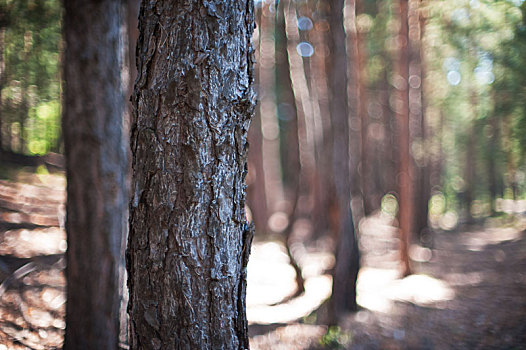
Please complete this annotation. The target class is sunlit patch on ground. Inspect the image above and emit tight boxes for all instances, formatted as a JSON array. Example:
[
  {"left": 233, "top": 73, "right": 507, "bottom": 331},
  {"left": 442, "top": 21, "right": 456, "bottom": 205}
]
[
  {"left": 357, "top": 269, "right": 455, "bottom": 313},
  {"left": 250, "top": 324, "right": 326, "bottom": 350},
  {"left": 246, "top": 241, "right": 333, "bottom": 324}
]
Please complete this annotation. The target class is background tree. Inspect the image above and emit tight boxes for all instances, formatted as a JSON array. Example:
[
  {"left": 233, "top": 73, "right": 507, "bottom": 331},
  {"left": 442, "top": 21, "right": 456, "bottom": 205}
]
[
  {"left": 395, "top": 0, "right": 413, "bottom": 276},
  {"left": 62, "top": 1, "right": 128, "bottom": 349},
  {"left": 126, "top": 1, "right": 256, "bottom": 348},
  {"left": 327, "top": 0, "right": 360, "bottom": 321}
]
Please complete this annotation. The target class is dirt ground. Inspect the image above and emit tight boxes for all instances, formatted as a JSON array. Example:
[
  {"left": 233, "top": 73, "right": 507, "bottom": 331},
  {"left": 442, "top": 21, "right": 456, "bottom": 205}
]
[{"left": 0, "top": 166, "right": 525, "bottom": 349}]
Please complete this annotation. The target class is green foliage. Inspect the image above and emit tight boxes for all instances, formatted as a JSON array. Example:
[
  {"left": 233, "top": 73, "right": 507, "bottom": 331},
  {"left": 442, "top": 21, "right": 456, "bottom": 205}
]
[
  {"left": 1, "top": 0, "right": 62, "bottom": 154},
  {"left": 424, "top": 0, "right": 526, "bottom": 212},
  {"left": 319, "top": 326, "right": 351, "bottom": 349}
]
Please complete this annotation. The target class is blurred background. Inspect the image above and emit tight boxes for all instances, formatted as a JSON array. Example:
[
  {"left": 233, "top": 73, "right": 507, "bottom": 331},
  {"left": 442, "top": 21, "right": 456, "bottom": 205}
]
[{"left": 0, "top": 0, "right": 525, "bottom": 349}]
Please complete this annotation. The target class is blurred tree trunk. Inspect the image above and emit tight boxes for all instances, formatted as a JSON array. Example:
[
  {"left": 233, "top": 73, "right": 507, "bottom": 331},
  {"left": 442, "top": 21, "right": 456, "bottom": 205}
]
[
  {"left": 502, "top": 113, "right": 518, "bottom": 200},
  {"left": 464, "top": 90, "right": 477, "bottom": 223},
  {"left": 127, "top": 1, "right": 255, "bottom": 348},
  {"left": 0, "top": 27, "right": 5, "bottom": 150},
  {"left": 283, "top": 0, "right": 317, "bottom": 222},
  {"left": 355, "top": 0, "right": 374, "bottom": 216},
  {"left": 396, "top": 0, "right": 412, "bottom": 276},
  {"left": 259, "top": 2, "right": 284, "bottom": 232},
  {"left": 247, "top": 8, "right": 268, "bottom": 234},
  {"left": 464, "top": 124, "right": 475, "bottom": 221},
  {"left": 276, "top": 2, "right": 299, "bottom": 200},
  {"left": 308, "top": 4, "right": 333, "bottom": 237},
  {"left": 62, "top": 1, "right": 128, "bottom": 349},
  {"left": 328, "top": 0, "right": 360, "bottom": 322},
  {"left": 410, "top": 0, "right": 429, "bottom": 241},
  {"left": 344, "top": 0, "right": 366, "bottom": 225},
  {"left": 382, "top": 67, "right": 398, "bottom": 195},
  {"left": 275, "top": 0, "right": 304, "bottom": 297},
  {"left": 487, "top": 112, "right": 499, "bottom": 215}
]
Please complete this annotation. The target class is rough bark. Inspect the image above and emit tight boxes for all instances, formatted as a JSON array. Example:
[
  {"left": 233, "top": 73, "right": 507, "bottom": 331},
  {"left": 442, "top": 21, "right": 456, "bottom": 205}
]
[
  {"left": 62, "top": 1, "right": 128, "bottom": 349},
  {"left": 396, "top": 0, "right": 412, "bottom": 276},
  {"left": 127, "top": 1, "right": 255, "bottom": 349},
  {"left": 328, "top": 0, "right": 360, "bottom": 322}
]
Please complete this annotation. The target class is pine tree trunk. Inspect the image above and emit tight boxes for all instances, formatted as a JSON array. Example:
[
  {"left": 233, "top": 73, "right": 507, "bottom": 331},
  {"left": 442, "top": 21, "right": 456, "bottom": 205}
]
[
  {"left": 62, "top": 1, "right": 128, "bottom": 349},
  {"left": 127, "top": 1, "right": 255, "bottom": 349}
]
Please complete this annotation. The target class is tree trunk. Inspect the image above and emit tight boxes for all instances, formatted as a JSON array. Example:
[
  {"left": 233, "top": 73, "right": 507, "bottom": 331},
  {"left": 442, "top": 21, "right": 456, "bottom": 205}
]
[
  {"left": 328, "top": 0, "right": 360, "bottom": 322},
  {"left": 0, "top": 27, "right": 4, "bottom": 150},
  {"left": 275, "top": 0, "right": 305, "bottom": 297},
  {"left": 411, "top": 0, "right": 429, "bottom": 241},
  {"left": 396, "top": 0, "right": 412, "bottom": 277},
  {"left": 127, "top": 1, "right": 255, "bottom": 349},
  {"left": 62, "top": 1, "right": 128, "bottom": 349},
  {"left": 487, "top": 112, "right": 499, "bottom": 215},
  {"left": 345, "top": 0, "right": 366, "bottom": 225},
  {"left": 258, "top": 3, "right": 284, "bottom": 222},
  {"left": 246, "top": 9, "right": 268, "bottom": 233}
]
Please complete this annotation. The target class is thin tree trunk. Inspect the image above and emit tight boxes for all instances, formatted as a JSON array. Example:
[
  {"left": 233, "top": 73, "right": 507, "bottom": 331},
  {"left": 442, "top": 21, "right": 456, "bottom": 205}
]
[
  {"left": 355, "top": 0, "right": 374, "bottom": 216},
  {"left": 464, "top": 89, "right": 478, "bottom": 223},
  {"left": 487, "top": 112, "right": 499, "bottom": 215},
  {"left": 396, "top": 0, "right": 412, "bottom": 277},
  {"left": 127, "top": 1, "right": 255, "bottom": 348},
  {"left": 411, "top": 0, "right": 429, "bottom": 241},
  {"left": 345, "top": 0, "right": 365, "bottom": 225},
  {"left": 328, "top": 0, "right": 360, "bottom": 323},
  {"left": 63, "top": 1, "right": 128, "bottom": 349},
  {"left": 259, "top": 3, "right": 284, "bottom": 221},
  {"left": 247, "top": 10, "right": 268, "bottom": 233},
  {"left": 276, "top": 0, "right": 304, "bottom": 298},
  {"left": 0, "top": 27, "right": 5, "bottom": 150}
]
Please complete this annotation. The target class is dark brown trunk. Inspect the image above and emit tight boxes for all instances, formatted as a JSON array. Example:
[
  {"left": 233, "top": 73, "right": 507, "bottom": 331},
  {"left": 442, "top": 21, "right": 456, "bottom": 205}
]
[
  {"left": 63, "top": 1, "right": 128, "bottom": 349},
  {"left": 355, "top": 0, "right": 374, "bottom": 216},
  {"left": 346, "top": 0, "right": 365, "bottom": 224},
  {"left": 487, "top": 112, "right": 499, "bottom": 215},
  {"left": 275, "top": 3, "right": 299, "bottom": 196},
  {"left": 411, "top": 0, "right": 429, "bottom": 241},
  {"left": 328, "top": 0, "right": 360, "bottom": 322},
  {"left": 465, "top": 125, "right": 475, "bottom": 222},
  {"left": 127, "top": 1, "right": 255, "bottom": 349},
  {"left": 396, "top": 0, "right": 412, "bottom": 276}
]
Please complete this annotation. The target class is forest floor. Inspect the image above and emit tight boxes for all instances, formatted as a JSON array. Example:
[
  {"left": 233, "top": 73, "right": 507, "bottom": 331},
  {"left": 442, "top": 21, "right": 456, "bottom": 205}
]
[{"left": 0, "top": 164, "right": 525, "bottom": 349}]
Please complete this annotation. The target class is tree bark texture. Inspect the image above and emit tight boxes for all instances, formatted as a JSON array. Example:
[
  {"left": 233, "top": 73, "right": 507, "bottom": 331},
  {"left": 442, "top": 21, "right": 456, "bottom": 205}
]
[
  {"left": 127, "top": 1, "right": 255, "bottom": 349},
  {"left": 328, "top": 0, "right": 360, "bottom": 321},
  {"left": 63, "top": 1, "right": 128, "bottom": 349}
]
